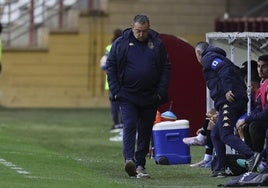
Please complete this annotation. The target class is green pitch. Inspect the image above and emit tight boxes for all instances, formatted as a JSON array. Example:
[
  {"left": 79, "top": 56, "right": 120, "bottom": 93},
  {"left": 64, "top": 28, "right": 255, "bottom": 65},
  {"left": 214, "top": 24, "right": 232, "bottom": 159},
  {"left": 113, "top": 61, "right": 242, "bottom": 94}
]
[{"left": 0, "top": 108, "right": 231, "bottom": 187}]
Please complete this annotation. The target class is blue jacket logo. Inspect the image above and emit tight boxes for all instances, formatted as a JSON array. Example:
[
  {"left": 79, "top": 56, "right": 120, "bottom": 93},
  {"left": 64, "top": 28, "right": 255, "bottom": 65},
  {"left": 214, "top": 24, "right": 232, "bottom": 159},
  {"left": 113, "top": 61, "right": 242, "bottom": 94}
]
[{"left": 148, "top": 41, "right": 154, "bottom": 49}]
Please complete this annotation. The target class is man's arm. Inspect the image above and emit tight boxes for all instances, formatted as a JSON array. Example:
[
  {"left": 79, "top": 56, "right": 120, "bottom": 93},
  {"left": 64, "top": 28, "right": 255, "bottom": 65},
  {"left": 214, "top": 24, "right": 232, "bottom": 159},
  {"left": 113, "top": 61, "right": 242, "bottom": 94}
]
[
  {"left": 246, "top": 92, "right": 268, "bottom": 122},
  {"left": 106, "top": 41, "right": 121, "bottom": 99}
]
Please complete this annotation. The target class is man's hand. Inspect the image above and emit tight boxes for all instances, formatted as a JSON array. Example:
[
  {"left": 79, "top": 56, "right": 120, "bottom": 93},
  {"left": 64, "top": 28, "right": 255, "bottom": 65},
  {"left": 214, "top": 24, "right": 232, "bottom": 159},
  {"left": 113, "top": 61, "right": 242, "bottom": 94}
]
[{"left": 226, "top": 90, "right": 235, "bottom": 102}]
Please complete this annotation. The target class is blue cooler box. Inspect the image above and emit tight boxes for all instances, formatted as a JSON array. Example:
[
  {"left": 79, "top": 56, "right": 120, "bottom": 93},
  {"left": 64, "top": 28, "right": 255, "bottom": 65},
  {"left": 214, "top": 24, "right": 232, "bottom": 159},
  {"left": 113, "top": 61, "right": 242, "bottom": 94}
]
[{"left": 152, "top": 120, "right": 191, "bottom": 165}]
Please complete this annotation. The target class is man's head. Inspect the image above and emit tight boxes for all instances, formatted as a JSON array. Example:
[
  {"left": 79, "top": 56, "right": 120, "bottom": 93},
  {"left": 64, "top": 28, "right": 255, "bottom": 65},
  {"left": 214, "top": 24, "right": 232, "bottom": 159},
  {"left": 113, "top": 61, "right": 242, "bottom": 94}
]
[
  {"left": 240, "top": 60, "right": 258, "bottom": 77},
  {"left": 195, "top": 42, "right": 209, "bottom": 64},
  {"left": 131, "top": 14, "right": 150, "bottom": 42},
  {"left": 257, "top": 55, "right": 268, "bottom": 80}
]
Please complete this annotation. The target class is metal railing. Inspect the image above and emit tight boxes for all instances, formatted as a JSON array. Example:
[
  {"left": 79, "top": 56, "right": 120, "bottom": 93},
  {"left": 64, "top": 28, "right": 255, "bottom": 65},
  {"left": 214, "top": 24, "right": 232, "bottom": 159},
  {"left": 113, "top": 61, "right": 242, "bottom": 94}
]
[{"left": 0, "top": 0, "right": 100, "bottom": 47}]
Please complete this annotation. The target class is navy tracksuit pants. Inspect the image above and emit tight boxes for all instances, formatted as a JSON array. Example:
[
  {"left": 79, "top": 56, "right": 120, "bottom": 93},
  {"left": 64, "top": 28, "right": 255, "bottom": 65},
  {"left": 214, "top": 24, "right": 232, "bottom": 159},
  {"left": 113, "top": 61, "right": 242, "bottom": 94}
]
[
  {"left": 110, "top": 100, "right": 121, "bottom": 125},
  {"left": 243, "top": 121, "right": 268, "bottom": 152},
  {"left": 119, "top": 99, "right": 158, "bottom": 167},
  {"left": 211, "top": 100, "right": 254, "bottom": 172}
]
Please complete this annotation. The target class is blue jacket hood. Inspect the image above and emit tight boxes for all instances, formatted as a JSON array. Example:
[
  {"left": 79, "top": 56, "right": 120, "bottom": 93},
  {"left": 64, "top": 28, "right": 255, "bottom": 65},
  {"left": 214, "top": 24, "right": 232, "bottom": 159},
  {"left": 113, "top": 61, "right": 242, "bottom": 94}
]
[
  {"left": 203, "top": 45, "right": 226, "bottom": 57},
  {"left": 202, "top": 45, "right": 227, "bottom": 67}
]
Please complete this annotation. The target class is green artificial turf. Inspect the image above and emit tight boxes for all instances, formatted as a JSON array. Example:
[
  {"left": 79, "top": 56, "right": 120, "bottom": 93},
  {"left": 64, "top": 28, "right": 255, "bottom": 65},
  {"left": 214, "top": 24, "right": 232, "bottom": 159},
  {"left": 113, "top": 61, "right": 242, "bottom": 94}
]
[{"left": 0, "top": 108, "right": 231, "bottom": 188}]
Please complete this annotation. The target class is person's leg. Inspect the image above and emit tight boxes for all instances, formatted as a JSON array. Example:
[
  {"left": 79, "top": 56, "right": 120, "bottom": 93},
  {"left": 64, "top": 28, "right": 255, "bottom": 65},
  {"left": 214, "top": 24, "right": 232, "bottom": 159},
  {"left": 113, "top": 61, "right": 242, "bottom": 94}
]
[
  {"left": 119, "top": 100, "right": 139, "bottom": 177},
  {"left": 248, "top": 121, "right": 267, "bottom": 152},
  {"left": 206, "top": 130, "right": 213, "bottom": 155},
  {"left": 135, "top": 104, "right": 158, "bottom": 168},
  {"left": 210, "top": 112, "right": 226, "bottom": 174},
  {"left": 203, "top": 130, "right": 213, "bottom": 166},
  {"left": 220, "top": 102, "right": 253, "bottom": 158},
  {"left": 265, "top": 130, "right": 268, "bottom": 166},
  {"left": 183, "top": 118, "right": 207, "bottom": 146},
  {"left": 243, "top": 123, "right": 253, "bottom": 149},
  {"left": 220, "top": 102, "right": 261, "bottom": 172},
  {"left": 120, "top": 100, "right": 138, "bottom": 161},
  {"left": 201, "top": 119, "right": 209, "bottom": 136},
  {"left": 197, "top": 119, "right": 209, "bottom": 142},
  {"left": 190, "top": 129, "right": 214, "bottom": 168},
  {"left": 237, "top": 123, "right": 267, "bottom": 171},
  {"left": 201, "top": 130, "right": 214, "bottom": 167},
  {"left": 109, "top": 97, "right": 123, "bottom": 133},
  {"left": 111, "top": 100, "right": 120, "bottom": 125},
  {"left": 261, "top": 129, "right": 268, "bottom": 173}
]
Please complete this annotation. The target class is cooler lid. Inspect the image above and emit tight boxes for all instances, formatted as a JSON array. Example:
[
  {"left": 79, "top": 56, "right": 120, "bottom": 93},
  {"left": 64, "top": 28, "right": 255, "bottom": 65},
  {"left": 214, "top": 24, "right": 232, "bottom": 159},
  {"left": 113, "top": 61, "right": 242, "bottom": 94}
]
[{"left": 153, "top": 119, "right": 189, "bottom": 130}]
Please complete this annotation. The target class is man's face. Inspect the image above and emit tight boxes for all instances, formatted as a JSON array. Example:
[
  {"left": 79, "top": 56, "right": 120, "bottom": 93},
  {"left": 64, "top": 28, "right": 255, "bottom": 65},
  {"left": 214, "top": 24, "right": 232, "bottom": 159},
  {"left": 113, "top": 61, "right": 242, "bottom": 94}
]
[
  {"left": 132, "top": 22, "right": 149, "bottom": 42},
  {"left": 257, "top": 60, "right": 268, "bottom": 79}
]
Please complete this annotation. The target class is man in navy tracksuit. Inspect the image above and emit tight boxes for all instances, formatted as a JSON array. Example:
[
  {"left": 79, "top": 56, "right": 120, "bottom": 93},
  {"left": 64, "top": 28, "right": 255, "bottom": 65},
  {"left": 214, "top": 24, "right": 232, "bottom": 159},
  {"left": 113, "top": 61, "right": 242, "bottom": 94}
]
[
  {"left": 195, "top": 42, "right": 261, "bottom": 177},
  {"left": 106, "top": 14, "right": 170, "bottom": 178}
]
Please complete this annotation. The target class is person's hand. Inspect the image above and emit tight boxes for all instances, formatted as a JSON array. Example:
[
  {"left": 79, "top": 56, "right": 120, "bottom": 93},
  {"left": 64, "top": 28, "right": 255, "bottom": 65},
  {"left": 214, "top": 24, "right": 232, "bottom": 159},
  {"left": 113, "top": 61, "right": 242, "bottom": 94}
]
[
  {"left": 206, "top": 109, "right": 216, "bottom": 118},
  {"left": 206, "top": 113, "right": 218, "bottom": 130},
  {"left": 109, "top": 92, "right": 118, "bottom": 101},
  {"left": 210, "top": 113, "right": 218, "bottom": 124},
  {"left": 226, "top": 90, "right": 235, "bottom": 102},
  {"left": 236, "top": 119, "right": 246, "bottom": 129},
  {"left": 207, "top": 121, "right": 215, "bottom": 130}
]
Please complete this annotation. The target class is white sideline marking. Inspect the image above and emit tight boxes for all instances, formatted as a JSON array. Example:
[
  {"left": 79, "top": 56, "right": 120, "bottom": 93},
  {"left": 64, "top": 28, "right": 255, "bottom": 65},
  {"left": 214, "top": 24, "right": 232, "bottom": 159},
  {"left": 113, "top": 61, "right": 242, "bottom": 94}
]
[
  {"left": 0, "top": 152, "right": 73, "bottom": 180},
  {"left": 0, "top": 158, "right": 31, "bottom": 175},
  {"left": 26, "top": 176, "right": 68, "bottom": 180}
]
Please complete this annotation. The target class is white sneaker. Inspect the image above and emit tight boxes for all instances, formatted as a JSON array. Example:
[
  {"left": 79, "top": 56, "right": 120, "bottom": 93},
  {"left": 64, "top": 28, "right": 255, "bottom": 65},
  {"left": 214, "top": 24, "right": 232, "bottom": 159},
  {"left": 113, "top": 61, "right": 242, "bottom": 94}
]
[
  {"left": 109, "top": 135, "right": 123, "bottom": 142},
  {"left": 136, "top": 166, "right": 150, "bottom": 178},
  {"left": 110, "top": 128, "right": 122, "bottom": 133},
  {"left": 183, "top": 137, "right": 205, "bottom": 146},
  {"left": 190, "top": 160, "right": 212, "bottom": 168}
]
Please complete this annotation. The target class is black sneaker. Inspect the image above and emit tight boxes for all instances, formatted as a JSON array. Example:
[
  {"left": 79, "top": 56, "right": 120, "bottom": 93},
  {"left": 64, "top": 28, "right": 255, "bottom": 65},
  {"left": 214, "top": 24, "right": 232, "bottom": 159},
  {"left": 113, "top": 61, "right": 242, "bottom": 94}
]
[
  {"left": 210, "top": 170, "right": 226, "bottom": 178},
  {"left": 124, "top": 160, "right": 137, "bottom": 177},
  {"left": 246, "top": 152, "right": 261, "bottom": 172}
]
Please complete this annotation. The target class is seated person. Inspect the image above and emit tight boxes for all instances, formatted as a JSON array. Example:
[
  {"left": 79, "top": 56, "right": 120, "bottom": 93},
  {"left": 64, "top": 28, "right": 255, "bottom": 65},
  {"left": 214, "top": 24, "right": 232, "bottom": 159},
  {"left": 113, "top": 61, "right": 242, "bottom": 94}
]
[{"left": 237, "top": 55, "right": 268, "bottom": 171}]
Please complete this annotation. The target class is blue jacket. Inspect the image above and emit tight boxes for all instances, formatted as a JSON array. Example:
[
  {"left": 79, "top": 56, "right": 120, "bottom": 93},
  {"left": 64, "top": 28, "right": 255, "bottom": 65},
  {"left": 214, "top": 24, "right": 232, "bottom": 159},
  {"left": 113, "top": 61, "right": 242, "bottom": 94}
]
[
  {"left": 201, "top": 45, "right": 248, "bottom": 110},
  {"left": 106, "top": 28, "right": 170, "bottom": 105}
]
